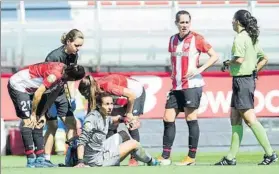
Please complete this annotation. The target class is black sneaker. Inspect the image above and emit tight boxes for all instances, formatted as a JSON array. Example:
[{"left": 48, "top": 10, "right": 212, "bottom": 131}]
[
  {"left": 214, "top": 157, "right": 236, "bottom": 165},
  {"left": 44, "top": 160, "right": 58, "bottom": 167},
  {"left": 258, "top": 152, "right": 278, "bottom": 165}
]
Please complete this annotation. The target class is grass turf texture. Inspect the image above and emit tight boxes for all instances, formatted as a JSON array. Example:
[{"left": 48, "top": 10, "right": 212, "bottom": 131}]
[{"left": 1, "top": 151, "right": 278, "bottom": 174}]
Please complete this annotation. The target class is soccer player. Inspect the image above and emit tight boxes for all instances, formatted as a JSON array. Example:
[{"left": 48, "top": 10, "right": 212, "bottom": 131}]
[
  {"left": 43, "top": 29, "right": 84, "bottom": 164},
  {"left": 215, "top": 9, "right": 278, "bottom": 166},
  {"left": 158, "top": 10, "right": 218, "bottom": 166},
  {"left": 73, "top": 92, "right": 159, "bottom": 167},
  {"left": 78, "top": 74, "right": 145, "bottom": 166},
  {"left": 7, "top": 62, "right": 85, "bottom": 167}
]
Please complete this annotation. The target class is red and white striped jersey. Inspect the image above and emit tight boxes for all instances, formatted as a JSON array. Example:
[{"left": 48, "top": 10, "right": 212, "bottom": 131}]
[
  {"left": 97, "top": 74, "right": 143, "bottom": 98},
  {"left": 9, "top": 62, "right": 65, "bottom": 94},
  {"left": 169, "top": 32, "right": 212, "bottom": 90}
]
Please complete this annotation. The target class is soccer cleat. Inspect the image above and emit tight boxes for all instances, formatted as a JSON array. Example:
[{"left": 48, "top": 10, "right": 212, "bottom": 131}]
[
  {"left": 214, "top": 156, "right": 236, "bottom": 166},
  {"left": 34, "top": 157, "right": 57, "bottom": 168},
  {"left": 128, "top": 157, "right": 139, "bottom": 167},
  {"left": 258, "top": 152, "right": 278, "bottom": 165},
  {"left": 45, "top": 160, "right": 58, "bottom": 167},
  {"left": 175, "top": 156, "right": 195, "bottom": 166},
  {"left": 26, "top": 158, "right": 36, "bottom": 168},
  {"left": 157, "top": 156, "right": 172, "bottom": 166}
]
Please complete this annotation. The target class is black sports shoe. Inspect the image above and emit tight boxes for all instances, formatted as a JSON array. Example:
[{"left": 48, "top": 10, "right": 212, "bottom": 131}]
[
  {"left": 44, "top": 160, "right": 57, "bottom": 167},
  {"left": 214, "top": 157, "right": 236, "bottom": 165},
  {"left": 258, "top": 152, "right": 278, "bottom": 165}
]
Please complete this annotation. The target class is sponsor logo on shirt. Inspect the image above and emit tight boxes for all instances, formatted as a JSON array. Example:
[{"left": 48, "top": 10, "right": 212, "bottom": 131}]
[
  {"left": 171, "top": 52, "right": 189, "bottom": 57},
  {"left": 184, "top": 43, "right": 190, "bottom": 49},
  {"left": 47, "top": 74, "right": 57, "bottom": 84}
]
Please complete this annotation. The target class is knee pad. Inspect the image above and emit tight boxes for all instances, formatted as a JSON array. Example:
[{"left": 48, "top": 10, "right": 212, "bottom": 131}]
[{"left": 118, "top": 130, "right": 130, "bottom": 142}]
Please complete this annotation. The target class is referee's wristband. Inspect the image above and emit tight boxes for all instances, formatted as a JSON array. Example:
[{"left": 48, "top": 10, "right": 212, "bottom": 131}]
[{"left": 77, "top": 159, "right": 84, "bottom": 164}]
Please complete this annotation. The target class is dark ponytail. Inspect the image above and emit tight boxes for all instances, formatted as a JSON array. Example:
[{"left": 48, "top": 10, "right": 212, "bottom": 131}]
[
  {"left": 234, "top": 10, "right": 259, "bottom": 45},
  {"left": 246, "top": 16, "right": 259, "bottom": 45}
]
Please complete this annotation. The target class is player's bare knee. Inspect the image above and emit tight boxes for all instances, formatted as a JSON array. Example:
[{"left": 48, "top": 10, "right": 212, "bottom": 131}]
[
  {"left": 163, "top": 116, "right": 174, "bottom": 122},
  {"left": 243, "top": 117, "right": 257, "bottom": 127},
  {"left": 185, "top": 114, "right": 198, "bottom": 121},
  {"left": 130, "top": 139, "right": 140, "bottom": 149},
  {"left": 184, "top": 107, "right": 198, "bottom": 121},
  {"left": 21, "top": 119, "right": 33, "bottom": 128},
  {"left": 243, "top": 119, "right": 250, "bottom": 126},
  {"left": 163, "top": 109, "right": 176, "bottom": 122}
]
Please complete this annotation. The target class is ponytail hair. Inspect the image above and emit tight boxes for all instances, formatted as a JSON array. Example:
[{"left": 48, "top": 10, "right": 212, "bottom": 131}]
[
  {"left": 61, "top": 29, "right": 84, "bottom": 45},
  {"left": 246, "top": 16, "right": 259, "bottom": 45},
  {"left": 234, "top": 9, "right": 260, "bottom": 45},
  {"left": 78, "top": 75, "right": 101, "bottom": 114}
]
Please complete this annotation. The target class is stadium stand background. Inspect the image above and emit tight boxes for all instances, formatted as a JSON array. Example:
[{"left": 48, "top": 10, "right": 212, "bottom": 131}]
[{"left": 1, "top": 1, "right": 279, "bottom": 72}]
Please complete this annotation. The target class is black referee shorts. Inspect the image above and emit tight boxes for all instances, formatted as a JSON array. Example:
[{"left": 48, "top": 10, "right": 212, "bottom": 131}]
[
  {"left": 231, "top": 75, "right": 256, "bottom": 110},
  {"left": 46, "top": 91, "right": 75, "bottom": 121}
]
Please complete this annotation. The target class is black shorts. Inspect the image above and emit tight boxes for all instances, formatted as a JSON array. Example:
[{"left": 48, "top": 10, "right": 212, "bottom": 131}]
[
  {"left": 231, "top": 76, "right": 255, "bottom": 110},
  {"left": 165, "top": 87, "right": 203, "bottom": 112},
  {"left": 108, "top": 88, "right": 146, "bottom": 133},
  {"left": 132, "top": 88, "right": 146, "bottom": 116},
  {"left": 46, "top": 91, "right": 74, "bottom": 121},
  {"left": 7, "top": 83, "right": 50, "bottom": 119},
  {"left": 111, "top": 88, "right": 146, "bottom": 117}
]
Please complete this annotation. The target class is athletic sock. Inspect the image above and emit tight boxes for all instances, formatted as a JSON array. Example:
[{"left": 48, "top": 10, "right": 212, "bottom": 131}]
[
  {"left": 187, "top": 120, "right": 200, "bottom": 158},
  {"left": 21, "top": 127, "right": 35, "bottom": 159},
  {"left": 227, "top": 125, "right": 243, "bottom": 160},
  {"left": 250, "top": 121, "right": 273, "bottom": 156},
  {"left": 162, "top": 121, "right": 176, "bottom": 159}
]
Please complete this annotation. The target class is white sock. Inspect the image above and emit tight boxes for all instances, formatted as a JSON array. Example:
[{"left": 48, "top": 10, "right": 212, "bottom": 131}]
[{"left": 45, "top": 154, "right": 51, "bottom": 161}]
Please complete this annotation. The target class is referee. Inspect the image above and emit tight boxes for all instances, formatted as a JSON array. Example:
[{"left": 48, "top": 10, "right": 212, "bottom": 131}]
[{"left": 215, "top": 10, "right": 278, "bottom": 166}]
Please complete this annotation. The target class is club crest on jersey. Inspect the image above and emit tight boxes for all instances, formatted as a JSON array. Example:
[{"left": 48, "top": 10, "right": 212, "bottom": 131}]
[
  {"left": 47, "top": 74, "right": 57, "bottom": 83},
  {"left": 84, "top": 122, "right": 92, "bottom": 131},
  {"left": 183, "top": 43, "right": 190, "bottom": 49}
]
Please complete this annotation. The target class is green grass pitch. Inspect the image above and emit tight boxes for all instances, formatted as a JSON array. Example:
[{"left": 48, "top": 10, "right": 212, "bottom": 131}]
[{"left": 1, "top": 151, "right": 278, "bottom": 174}]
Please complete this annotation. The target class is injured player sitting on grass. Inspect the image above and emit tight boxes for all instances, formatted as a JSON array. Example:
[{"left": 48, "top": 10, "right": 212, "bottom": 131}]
[{"left": 67, "top": 92, "right": 160, "bottom": 167}]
